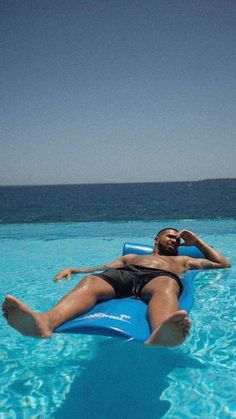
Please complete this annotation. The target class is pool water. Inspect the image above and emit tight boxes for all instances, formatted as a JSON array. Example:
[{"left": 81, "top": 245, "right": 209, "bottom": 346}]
[{"left": 0, "top": 220, "right": 235, "bottom": 418}]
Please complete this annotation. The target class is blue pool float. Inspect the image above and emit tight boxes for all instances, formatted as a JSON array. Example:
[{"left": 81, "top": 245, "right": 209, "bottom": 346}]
[{"left": 54, "top": 243, "right": 205, "bottom": 341}]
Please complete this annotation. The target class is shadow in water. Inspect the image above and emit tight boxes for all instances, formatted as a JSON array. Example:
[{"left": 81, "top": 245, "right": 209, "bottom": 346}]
[{"left": 55, "top": 337, "right": 204, "bottom": 419}]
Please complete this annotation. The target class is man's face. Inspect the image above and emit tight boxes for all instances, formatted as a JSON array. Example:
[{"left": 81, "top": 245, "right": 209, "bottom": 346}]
[{"left": 155, "top": 229, "right": 180, "bottom": 256}]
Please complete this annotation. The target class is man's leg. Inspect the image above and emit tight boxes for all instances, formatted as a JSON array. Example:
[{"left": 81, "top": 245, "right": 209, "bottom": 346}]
[
  {"left": 2, "top": 275, "right": 115, "bottom": 338},
  {"left": 141, "top": 276, "right": 191, "bottom": 346}
]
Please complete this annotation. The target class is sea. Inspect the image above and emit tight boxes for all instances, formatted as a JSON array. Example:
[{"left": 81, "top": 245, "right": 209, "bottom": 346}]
[
  {"left": 0, "top": 179, "right": 236, "bottom": 419},
  {"left": 0, "top": 179, "right": 236, "bottom": 223}
]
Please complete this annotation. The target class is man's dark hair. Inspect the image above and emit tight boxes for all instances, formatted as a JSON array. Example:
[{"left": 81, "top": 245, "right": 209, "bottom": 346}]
[{"left": 155, "top": 227, "right": 179, "bottom": 238}]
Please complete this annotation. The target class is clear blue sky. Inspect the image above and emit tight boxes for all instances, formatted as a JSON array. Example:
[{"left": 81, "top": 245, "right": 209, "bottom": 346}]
[{"left": 1, "top": 0, "right": 236, "bottom": 185}]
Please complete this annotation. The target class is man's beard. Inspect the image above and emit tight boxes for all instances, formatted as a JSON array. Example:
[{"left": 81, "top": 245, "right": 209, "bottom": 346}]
[{"left": 158, "top": 242, "right": 178, "bottom": 256}]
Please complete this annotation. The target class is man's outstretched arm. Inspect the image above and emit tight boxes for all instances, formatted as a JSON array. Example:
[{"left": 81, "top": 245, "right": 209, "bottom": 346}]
[
  {"left": 53, "top": 253, "right": 135, "bottom": 281},
  {"left": 176, "top": 229, "right": 231, "bottom": 270}
]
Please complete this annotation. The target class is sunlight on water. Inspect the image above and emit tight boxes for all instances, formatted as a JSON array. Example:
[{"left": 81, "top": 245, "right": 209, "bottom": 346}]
[
  {"left": 0, "top": 220, "right": 236, "bottom": 418},
  {"left": 0, "top": 331, "right": 96, "bottom": 417},
  {"left": 162, "top": 269, "right": 236, "bottom": 418}
]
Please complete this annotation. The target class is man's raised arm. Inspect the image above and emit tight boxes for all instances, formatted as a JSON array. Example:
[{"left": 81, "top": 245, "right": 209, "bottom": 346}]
[{"left": 176, "top": 230, "right": 231, "bottom": 270}]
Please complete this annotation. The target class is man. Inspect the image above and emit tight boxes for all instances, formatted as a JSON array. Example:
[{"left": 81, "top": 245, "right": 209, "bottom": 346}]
[{"left": 2, "top": 229, "right": 230, "bottom": 347}]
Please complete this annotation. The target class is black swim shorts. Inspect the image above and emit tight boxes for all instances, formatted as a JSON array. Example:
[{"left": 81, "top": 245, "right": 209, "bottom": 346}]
[{"left": 93, "top": 264, "right": 183, "bottom": 298}]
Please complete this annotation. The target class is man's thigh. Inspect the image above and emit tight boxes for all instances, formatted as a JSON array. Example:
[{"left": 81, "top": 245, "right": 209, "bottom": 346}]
[
  {"left": 76, "top": 275, "right": 116, "bottom": 301},
  {"left": 141, "top": 276, "right": 180, "bottom": 302}
]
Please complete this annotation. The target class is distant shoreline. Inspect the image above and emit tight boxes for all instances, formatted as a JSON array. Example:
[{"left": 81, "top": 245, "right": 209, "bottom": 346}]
[{"left": 0, "top": 178, "right": 235, "bottom": 188}]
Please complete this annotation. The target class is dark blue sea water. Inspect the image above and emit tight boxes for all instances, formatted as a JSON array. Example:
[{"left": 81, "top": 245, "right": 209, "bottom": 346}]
[{"left": 0, "top": 179, "right": 235, "bottom": 223}]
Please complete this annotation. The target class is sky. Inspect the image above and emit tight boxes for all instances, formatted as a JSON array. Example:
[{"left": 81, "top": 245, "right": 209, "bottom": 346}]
[{"left": 1, "top": 0, "right": 236, "bottom": 185}]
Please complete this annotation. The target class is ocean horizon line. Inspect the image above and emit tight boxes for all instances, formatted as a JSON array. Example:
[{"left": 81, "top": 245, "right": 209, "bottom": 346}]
[{"left": 0, "top": 177, "right": 235, "bottom": 188}]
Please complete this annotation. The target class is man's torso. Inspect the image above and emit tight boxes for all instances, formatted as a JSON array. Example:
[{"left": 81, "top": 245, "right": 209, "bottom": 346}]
[{"left": 123, "top": 254, "right": 187, "bottom": 276}]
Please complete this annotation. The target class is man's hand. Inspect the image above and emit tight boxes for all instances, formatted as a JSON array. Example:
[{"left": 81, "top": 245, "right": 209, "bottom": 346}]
[
  {"left": 175, "top": 230, "right": 198, "bottom": 246},
  {"left": 54, "top": 268, "right": 72, "bottom": 282}
]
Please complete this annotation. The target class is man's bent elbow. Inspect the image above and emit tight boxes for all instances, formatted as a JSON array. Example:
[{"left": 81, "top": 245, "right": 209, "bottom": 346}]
[
  {"left": 219, "top": 259, "right": 231, "bottom": 269},
  {"left": 224, "top": 261, "right": 231, "bottom": 268}
]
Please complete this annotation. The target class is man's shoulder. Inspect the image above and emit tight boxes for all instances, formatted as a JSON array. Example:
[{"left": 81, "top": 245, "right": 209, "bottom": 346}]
[{"left": 123, "top": 253, "right": 139, "bottom": 260}]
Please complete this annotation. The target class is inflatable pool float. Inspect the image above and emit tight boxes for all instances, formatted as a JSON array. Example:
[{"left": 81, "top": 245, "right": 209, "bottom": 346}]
[{"left": 54, "top": 243, "right": 205, "bottom": 341}]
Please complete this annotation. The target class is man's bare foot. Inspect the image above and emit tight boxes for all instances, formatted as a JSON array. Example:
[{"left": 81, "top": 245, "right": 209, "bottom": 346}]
[
  {"left": 2, "top": 295, "right": 52, "bottom": 338},
  {"left": 145, "top": 310, "right": 191, "bottom": 347}
]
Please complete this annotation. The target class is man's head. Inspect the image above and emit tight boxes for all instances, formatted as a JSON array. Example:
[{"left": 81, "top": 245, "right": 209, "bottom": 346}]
[{"left": 154, "top": 228, "right": 180, "bottom": 256}]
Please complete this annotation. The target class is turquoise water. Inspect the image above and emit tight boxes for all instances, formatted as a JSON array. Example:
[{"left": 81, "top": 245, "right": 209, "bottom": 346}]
[{"left": 0, "top": 220, "right": 235, "bottom": 418}]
